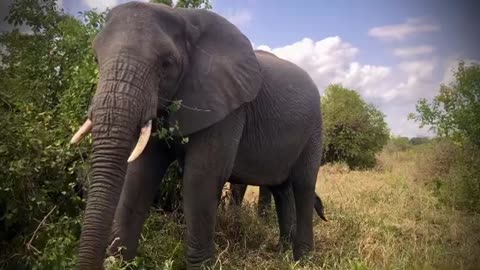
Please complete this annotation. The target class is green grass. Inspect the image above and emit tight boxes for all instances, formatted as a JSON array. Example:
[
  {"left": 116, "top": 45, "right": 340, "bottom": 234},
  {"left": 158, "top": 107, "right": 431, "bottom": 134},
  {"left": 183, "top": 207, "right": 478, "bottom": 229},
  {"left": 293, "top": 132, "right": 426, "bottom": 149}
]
[
  {"left": 7, "top": 144, "right": 477, "bottom": 270},
  {"left": 105, "top": 145, "right": 480, "bottom": 270}
]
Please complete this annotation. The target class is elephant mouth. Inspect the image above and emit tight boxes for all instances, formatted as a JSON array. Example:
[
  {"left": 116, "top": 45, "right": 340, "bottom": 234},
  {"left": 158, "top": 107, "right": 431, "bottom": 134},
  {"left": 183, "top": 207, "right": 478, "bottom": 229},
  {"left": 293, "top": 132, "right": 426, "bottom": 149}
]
[{"left": 71, "top": 118, "right": 153, "bottom": 163}]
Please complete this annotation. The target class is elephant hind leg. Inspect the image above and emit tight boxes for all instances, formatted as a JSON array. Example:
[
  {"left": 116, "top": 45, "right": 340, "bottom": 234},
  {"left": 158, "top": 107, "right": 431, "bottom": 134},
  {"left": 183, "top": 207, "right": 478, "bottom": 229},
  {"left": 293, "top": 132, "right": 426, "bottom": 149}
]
[
  {"left": 258, "top": 186, "right": 273, "bottom": 218},
  {"left": 290, "top": 137, "right": 321, "bottom": 261},
  {"left": 230, "top": 183, "right": 247, "bottom": 206},
  {"left": 270, "top": 181, "right": 296, "bottom": 248}
]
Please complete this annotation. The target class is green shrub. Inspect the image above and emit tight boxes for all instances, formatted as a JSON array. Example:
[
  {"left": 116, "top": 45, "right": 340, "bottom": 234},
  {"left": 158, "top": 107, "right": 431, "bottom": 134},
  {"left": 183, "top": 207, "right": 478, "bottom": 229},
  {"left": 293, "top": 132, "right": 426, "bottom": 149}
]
[
  {"left": 0, "top": 0, "right": 103, "bottom": 267},
  {"left": 384, "top": 136, "right": 411, "bottom": 153},
  {"left": 435, "top": 142, "right": 480, "bottom": 212},
  {"left": 322, "top": 84, "right": 390, "bottom": 169},
  {"left": 410, "top": 61, "right": 480, "bottom": 213},
  {"left": 0, "top": 0, "right": 210, "bottom": 268}
]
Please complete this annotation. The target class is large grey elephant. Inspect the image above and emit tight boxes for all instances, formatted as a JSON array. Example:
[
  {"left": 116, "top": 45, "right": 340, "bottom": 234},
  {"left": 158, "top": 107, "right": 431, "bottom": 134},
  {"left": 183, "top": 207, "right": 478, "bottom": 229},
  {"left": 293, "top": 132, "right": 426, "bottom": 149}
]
[{"left": 71, "top": 2, "right": 324, "bottom": 269}]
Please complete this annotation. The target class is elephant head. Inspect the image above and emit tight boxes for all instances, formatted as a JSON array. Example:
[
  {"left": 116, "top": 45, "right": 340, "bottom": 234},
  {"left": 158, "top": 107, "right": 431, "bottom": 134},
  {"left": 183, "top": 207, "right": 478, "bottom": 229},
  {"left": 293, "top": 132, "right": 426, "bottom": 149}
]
[{"left": 71, "top": 2, "right": 261, "bottom": 268}]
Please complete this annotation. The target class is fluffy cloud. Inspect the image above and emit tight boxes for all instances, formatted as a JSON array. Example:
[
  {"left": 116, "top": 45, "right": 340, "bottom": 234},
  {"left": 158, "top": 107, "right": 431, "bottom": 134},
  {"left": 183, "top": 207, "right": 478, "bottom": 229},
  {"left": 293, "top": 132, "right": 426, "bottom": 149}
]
[
  {"left": 256, "top": 37, "right": 391, "bottom": 97},
  {"left": 393, "top": 45, "right": 435, "bottom": 57},
  {"left": 368, "top": 18, "right": 439, "bottom": 41},
  {"left": 257, "top": 37, "right": 363, "bottom": 90},
  {"left": 441, "top": 58, "right": 480, "bottom": 85},
  {"left": 256, "top": 37, "right": 442, "bottom": 137}
]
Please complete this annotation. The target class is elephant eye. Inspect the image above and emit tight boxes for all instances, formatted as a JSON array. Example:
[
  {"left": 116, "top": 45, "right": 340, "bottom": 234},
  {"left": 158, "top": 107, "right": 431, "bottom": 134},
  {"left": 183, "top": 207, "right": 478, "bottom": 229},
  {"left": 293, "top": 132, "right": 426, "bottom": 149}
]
[
  {"left": 160, "top": 54, "right": 177, "bottom": 70},
  {"left": 161, "top": 60, "right": 172, "bottom": 69}
]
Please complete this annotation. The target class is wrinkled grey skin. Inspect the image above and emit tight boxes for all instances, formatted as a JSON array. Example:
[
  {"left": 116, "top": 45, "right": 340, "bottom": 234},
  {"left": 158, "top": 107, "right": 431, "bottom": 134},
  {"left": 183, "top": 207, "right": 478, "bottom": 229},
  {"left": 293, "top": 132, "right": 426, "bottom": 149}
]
[
  {"left": 229, "top": 183, "right": 296, "bottom": 247},
  {"left": 230, "top": 183, "right": 327, "bottom": 222},
  {"left": 77, "top": 2, "right": 323, "bottom": 269},
  {"left": 230, "top": 184, "right": 273, "bottom": 217}
]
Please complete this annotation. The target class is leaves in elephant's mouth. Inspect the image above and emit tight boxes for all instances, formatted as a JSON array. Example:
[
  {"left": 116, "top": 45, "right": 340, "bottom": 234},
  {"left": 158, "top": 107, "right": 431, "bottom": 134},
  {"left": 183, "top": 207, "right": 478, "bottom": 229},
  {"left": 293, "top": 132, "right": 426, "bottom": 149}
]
[{"left": 153, "top": 99, "right": 189, "bottom": 146}]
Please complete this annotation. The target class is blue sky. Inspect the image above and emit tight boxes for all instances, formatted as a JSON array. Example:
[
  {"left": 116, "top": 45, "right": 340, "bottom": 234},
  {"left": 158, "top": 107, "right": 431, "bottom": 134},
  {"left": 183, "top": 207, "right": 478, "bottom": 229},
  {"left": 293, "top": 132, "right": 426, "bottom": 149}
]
[{"left": 4, "top": 0, "right": 478, "bottom": 137}]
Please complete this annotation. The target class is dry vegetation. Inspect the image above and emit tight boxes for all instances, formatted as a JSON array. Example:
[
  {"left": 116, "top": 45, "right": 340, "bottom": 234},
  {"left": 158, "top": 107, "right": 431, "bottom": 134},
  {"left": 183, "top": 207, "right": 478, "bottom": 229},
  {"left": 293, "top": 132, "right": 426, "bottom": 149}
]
[{"left": 121, "top": 145, "right": 480, "bottom": 270}]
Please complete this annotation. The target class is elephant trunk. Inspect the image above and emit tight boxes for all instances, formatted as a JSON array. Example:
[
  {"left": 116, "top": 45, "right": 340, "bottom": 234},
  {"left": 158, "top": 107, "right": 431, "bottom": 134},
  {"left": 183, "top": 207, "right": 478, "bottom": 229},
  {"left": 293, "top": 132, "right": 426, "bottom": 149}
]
[{"left": 77, "top": 63, "right": 153, "bottom": 269}]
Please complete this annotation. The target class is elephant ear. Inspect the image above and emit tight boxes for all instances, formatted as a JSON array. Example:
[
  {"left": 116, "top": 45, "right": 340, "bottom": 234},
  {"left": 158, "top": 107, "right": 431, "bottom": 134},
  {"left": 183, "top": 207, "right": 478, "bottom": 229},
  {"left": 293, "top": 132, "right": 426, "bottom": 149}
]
[{"left": 169, "top": 9, "right": 262, "bottom": 135}]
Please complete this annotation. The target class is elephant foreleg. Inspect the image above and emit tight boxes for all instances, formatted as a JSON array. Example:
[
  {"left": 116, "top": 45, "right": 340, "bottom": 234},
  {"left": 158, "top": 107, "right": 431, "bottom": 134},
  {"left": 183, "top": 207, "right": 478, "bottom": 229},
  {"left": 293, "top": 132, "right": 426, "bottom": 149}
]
[
  {"left": 107, "top": 137, "right": 174, "bottom": 260},
  {"left": 182, "top": 110, "right": 245, "bottom": 269}
]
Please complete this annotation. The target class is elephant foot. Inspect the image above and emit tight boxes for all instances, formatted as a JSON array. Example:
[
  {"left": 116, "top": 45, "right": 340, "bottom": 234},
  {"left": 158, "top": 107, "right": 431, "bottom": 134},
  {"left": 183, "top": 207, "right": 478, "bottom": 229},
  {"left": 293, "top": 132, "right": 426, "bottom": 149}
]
[
  {"left": 186, "top": 254, "right": 214, "bottom": 270},
  {"left": 292, "top": 241, "right": 313, "bottom": 261},
  {"left": 279, "top": 235, "right": 294, "bottom": 252}
]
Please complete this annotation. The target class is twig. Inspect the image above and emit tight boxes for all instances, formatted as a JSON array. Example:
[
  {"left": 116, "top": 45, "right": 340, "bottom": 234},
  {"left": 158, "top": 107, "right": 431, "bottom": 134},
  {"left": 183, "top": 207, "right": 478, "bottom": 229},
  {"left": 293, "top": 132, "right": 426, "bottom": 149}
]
[
  {"left": 158, "top": 96, "right": 211, "bottom": 112},
  {"left": 0, "top": 94, "right": 13, "bottom": 111},
  {"left": 214, "top": 239, "right": 230, "bottom": 268},
  {"left": 26, "top": 205, "right": 57, "bottom": 251}
]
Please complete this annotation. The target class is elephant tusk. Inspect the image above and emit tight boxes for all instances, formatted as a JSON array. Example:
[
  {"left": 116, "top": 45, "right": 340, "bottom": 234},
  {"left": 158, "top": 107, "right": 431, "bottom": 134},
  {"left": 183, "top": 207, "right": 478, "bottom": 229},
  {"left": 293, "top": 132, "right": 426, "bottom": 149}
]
[
  {"left": 70, "top": 119, "right": 93, "bottom": 145},
  {"left": 127, "top": 120, "right": 152, "bottom": 163}
]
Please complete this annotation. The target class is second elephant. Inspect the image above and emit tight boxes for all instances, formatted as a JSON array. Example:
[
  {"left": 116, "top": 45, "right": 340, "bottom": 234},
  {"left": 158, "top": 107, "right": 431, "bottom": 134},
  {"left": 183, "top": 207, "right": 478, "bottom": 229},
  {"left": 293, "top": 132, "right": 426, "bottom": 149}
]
[{"left": 230, "top": 183, "right": 328, "bottom": 222}]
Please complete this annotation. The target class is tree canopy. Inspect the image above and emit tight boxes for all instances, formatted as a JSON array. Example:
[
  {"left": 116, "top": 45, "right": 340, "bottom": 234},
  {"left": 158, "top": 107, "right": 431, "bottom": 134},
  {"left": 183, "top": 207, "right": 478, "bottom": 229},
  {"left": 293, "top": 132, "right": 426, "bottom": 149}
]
[
  {"left": 321, "top": 84, "right": 390, "bottom": 169},
  {"left": 409, "top": 61, "right": 480, "bottom": 147},
  {"left": 0, "top": 0, "right": 210, "bottom": 268}
]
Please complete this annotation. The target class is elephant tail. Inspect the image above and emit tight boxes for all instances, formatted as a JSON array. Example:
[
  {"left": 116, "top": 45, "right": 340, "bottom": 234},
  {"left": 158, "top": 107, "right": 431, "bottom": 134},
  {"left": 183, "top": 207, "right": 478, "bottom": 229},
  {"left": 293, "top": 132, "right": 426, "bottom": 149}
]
[{"left": 314, "top": 194, "right": 328, "bottom": 222}]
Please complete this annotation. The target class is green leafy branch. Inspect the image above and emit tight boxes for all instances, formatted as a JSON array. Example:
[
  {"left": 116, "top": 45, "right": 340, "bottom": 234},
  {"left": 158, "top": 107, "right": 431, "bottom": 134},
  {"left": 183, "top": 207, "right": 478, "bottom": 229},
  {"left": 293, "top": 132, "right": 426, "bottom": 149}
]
[{"left": 153, "top": 100, "right": 189, "bottom": 146}]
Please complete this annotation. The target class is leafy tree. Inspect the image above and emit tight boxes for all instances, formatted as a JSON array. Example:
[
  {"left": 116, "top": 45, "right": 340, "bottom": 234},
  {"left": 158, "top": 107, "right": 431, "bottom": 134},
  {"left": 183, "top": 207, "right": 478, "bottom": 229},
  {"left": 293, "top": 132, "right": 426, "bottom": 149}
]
[
  {"left": 0, "top": 0, "right": 105, "bottom": 267},
  {"left": 0, "top": 0, "right": 211, "bottom": 267},
  {"left": 385, "top": 136, "right": 411, "bottom": 152},
  {"left": 321, "top": 84, "right": 390, "bottom": 169},
  {"left": 409, "top": 61, "right": 480, "bottom": 146},
  {"left": 409, "top": 61, "right": 480, "bottom": 212}
]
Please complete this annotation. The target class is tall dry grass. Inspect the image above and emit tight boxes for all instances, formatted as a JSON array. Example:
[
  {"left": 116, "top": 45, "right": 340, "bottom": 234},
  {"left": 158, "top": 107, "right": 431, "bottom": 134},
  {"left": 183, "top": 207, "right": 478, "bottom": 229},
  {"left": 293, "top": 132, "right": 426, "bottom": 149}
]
[{"left": 118, "top": 145, "right": 480, "bottom": 270}]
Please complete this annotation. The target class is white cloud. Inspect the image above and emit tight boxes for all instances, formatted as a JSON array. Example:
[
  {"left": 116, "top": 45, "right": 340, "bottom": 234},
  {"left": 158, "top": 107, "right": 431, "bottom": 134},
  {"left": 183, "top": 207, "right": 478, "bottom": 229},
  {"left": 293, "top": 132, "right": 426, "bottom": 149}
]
[
  {"left": 255, "top": 37, "right": 447, "bottom": 137},
  {"left": 83, "top": 0, "right": 120, "bottom": 11},
  {"left": 57, "top": 0, "right": 64, "bottom": 10},
  {"left": 393, "top": 45, "right": 435, "bottom": 57},
  {"left": 225, "top": 9, "right": 252, "bottom": 28},
  {"left": 441, "top": 58, "right": 480, "bottom": 85},
  {"left": 369, "top": 18, "right": 439, "bottom": 41},
  {"left": 257, "top": 37, "right": 362, "bottom": 90},
  {"left": 399, "top": 60, "right": 435, "bottom": 79},
  {"left": 382, "top": 60, "right": 437, "bottom": 104},
  {"left": 256, "top": 37, "right": 390, "bottom": 97}
]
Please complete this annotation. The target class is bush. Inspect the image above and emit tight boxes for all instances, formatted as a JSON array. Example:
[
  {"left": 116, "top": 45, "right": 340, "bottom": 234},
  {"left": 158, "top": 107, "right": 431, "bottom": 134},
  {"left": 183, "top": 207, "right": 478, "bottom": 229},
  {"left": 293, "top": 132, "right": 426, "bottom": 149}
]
[
  {"left": 434, "top": 142, "right": 480, "bottom": 212},
  {"left": 0, "top": 0, "right": 211, "bottom": 267},
  {"left": 321, "top": 84, "right": 390, "bottom": 169},
  {"left": 383, "top": 136, "right": 411, "bottom": 153},
  {"left": 0, "top": 1, "right": 103, "bottom": 267},
  {"left": 410, "top": 61, "right": 480, "bottom": 213}
]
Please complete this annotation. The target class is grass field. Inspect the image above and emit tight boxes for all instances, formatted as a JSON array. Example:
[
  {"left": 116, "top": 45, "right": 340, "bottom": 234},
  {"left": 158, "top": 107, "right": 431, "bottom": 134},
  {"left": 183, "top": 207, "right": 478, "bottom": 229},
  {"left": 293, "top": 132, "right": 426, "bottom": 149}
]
[{"left": 113, "top": 146, "right": 480, "bottom": 270}]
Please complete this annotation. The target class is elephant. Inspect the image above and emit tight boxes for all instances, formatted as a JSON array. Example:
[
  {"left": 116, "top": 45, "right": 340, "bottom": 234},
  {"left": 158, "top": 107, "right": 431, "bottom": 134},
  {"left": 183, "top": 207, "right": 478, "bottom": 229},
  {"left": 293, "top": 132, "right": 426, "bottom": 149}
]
[
  {"left": 70, "top": 2, "right": 324, "bottom": 269},
  {"left": 229, "top": 183, "right": 328, "bottom": 221},
  {"left": 229, "top": 184, "right": 273, "bottom": 217}
]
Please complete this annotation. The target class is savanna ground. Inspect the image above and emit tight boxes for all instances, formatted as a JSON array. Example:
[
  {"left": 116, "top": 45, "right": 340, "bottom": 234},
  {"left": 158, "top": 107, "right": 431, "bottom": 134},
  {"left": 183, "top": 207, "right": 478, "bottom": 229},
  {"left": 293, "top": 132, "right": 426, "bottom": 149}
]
[{"left": 106, "top": 143, "right": 480, "bottom": 270}]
